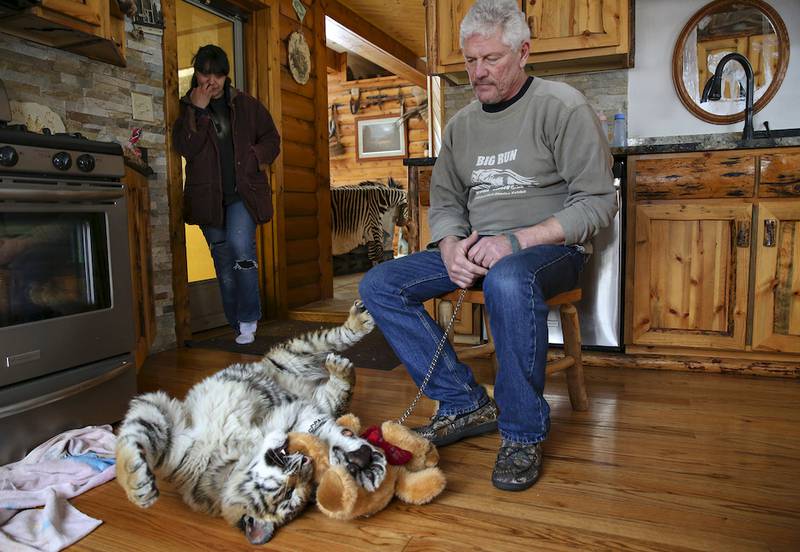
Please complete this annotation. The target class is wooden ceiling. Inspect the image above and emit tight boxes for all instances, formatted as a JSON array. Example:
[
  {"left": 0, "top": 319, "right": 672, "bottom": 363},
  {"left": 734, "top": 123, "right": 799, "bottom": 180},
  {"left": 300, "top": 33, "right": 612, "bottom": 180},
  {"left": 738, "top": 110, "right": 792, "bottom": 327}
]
[{"left": 335, "top": 0, "right": 427, "bottom": 58}]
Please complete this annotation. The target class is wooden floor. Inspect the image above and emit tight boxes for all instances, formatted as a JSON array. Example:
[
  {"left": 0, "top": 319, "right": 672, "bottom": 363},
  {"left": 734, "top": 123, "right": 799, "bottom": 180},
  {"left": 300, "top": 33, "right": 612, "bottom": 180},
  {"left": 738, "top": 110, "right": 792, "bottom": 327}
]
[{"left": 70, "top": 347, "right": 800, "bottom": 551}]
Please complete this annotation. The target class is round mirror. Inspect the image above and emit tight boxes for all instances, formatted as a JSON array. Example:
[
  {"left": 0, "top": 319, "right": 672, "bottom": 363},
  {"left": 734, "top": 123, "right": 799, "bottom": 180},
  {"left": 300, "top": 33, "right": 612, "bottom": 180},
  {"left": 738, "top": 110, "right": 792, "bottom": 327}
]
[{"left": 672, "top": 0, "right": 789, "bottom": 125}]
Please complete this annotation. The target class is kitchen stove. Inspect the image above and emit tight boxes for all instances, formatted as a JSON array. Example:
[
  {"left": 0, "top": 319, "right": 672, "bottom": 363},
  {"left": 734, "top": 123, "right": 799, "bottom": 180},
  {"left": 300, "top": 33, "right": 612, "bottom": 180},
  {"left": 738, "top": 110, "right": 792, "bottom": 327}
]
[
  {"left": 0, "top": 122, "right": 125, "bottom": 179},
  {"left": 0, "top": 82, "right": 136, "bottom": 465}
]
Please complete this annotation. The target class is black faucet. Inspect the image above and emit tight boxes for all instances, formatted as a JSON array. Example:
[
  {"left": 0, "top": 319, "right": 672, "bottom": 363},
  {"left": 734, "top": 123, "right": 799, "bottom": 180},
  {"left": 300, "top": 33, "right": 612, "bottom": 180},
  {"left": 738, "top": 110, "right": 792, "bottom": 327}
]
[{"left": 700, "top": 52, "right": 754, "bottom": 141}]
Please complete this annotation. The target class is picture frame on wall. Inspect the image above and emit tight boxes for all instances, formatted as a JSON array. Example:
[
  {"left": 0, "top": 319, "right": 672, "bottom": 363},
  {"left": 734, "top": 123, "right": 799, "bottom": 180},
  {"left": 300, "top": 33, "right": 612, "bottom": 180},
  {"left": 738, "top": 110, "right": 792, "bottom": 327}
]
[{"left": 355, "top": 115, "right": 407, "bottom": 161}]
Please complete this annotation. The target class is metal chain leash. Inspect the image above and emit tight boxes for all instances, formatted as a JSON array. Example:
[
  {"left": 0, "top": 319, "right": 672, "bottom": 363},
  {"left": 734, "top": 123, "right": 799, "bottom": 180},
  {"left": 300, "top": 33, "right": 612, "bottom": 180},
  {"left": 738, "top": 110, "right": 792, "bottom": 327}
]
[{"left": 396, "top": 288, "right": 468, "bottom": 425}]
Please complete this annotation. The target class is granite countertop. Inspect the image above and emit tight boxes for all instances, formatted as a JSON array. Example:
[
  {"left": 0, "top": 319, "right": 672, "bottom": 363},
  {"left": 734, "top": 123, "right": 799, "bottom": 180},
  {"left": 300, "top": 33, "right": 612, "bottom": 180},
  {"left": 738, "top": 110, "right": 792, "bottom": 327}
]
[
  {"left": 611, "top": 130, "right": 800, "bottom": 156},
  {"left": 405, "top": 131, "right": 800, "bottom": 164}
]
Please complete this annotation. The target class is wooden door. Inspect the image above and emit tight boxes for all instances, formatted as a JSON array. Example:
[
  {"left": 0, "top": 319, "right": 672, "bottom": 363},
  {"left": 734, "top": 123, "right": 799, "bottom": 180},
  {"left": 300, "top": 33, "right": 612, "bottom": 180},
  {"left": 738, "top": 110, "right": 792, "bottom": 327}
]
[
  {"left": 631, "top": 202, "right": 752, "bottom": 350},
  {"left": 752, "top": 201, "right": 800, "bottom": 353},
  {"left": 527, "top": 0, "right": 624, "bottom": 54}
]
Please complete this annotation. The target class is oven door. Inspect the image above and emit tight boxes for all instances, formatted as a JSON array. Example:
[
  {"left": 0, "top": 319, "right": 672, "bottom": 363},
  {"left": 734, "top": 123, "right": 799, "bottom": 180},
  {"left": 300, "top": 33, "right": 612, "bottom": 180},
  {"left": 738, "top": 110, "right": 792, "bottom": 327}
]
[{"left": 0, "top": 183, "right": 134, "bottom": 386}]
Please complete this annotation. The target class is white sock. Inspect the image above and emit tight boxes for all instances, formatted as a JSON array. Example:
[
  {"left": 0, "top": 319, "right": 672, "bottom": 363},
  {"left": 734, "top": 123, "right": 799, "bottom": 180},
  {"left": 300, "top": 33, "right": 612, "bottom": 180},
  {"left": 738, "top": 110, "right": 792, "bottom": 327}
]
[{"left": 236, "top": 321, "right": 257, "bottom": 345}]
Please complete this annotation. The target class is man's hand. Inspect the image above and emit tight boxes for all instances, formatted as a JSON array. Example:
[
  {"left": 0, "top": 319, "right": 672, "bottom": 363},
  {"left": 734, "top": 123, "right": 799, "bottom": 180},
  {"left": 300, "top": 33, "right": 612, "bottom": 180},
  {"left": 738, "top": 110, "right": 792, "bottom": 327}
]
[
  {"left": 440, "top": 232, "right": 488, "bottom": 288},
  {"left": 467, "top": 234, "right": 513, "bottom": 268},
  {"left": 189, "top": 81, "right": 218, "bottom": 109}
]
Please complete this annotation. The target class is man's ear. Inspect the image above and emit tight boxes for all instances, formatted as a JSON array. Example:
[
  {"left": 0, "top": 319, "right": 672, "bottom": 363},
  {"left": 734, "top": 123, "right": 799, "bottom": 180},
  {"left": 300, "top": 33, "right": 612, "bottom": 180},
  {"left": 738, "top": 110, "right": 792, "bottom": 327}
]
[{"left": 518, "top": 40, "right": 530, "bottom": 68}]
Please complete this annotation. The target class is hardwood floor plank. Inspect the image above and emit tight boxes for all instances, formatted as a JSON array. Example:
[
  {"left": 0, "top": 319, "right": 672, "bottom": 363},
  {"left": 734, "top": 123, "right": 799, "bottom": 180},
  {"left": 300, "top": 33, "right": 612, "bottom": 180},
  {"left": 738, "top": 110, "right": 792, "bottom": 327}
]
[{"left": 66, "top": 347, "right": 800, "bottom": 551}]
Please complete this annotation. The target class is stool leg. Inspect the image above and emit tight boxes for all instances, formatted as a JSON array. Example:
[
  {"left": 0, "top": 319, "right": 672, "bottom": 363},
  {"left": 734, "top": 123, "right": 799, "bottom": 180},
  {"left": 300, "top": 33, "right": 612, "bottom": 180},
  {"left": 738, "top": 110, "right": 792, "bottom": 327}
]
[
  {"left": 559, "top": 303, "right": 589, "bottom": 411},
  {"left": 437, "top": 299, "right": 455, "bottom": 341}
]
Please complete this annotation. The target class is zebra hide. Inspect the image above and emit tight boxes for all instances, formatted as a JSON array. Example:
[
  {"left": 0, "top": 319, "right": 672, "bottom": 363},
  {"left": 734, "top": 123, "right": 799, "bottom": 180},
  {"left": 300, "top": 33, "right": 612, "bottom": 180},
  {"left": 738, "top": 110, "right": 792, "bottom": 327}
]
[{"left": 330, "top": 179, "right": 408, "bottom": 263}]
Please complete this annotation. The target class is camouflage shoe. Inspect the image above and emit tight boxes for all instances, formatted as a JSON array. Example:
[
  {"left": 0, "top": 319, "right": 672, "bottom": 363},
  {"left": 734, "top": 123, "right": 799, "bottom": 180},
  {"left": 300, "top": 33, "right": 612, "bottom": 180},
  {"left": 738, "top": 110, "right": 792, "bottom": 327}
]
[
  {"left": 414, "top": 399, "right": 498, "bottom": 447},
  {"left": 491, "top": 440, "right": 543, "bottom": 491}
]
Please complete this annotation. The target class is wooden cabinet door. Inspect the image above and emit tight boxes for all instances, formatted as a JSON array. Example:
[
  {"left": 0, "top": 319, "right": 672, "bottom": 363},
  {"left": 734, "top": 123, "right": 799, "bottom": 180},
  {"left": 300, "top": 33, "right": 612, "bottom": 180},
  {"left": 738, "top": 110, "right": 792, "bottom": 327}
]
[
  {"left": 752, "top": 201, "right": 800, "bottom": 353},
  {"left": 527, "top": 0, "right": 625, "bottom": 54},
  {"left": 41, "top": 0, "right": 102, "bottom": 27},
  {"left": 631, "top": 202, "right": 751, "bottom": 349},
  {"left": 432, "top": 0, "right": 473, "bottom": 67}
]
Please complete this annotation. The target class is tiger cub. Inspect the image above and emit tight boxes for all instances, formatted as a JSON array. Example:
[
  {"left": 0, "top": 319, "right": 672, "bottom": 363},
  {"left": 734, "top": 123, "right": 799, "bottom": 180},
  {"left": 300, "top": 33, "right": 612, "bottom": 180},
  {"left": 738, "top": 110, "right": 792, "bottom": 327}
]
[{"left": 115, "top": 300, "right": 387, "bottom": 545}]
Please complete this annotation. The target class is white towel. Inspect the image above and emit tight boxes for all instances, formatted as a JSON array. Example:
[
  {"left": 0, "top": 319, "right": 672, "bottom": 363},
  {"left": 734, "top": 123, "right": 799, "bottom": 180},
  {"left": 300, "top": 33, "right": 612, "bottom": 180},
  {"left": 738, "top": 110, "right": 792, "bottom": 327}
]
[{"left": 0, "top": 425, "right": 117, "bottom": 552}]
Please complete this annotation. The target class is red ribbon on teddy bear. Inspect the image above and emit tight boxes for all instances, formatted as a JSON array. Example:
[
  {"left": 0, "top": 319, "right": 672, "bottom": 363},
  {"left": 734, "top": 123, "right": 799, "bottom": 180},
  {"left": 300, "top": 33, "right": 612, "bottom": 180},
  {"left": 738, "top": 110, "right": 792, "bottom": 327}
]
[{"left": 361, "top": 426, "right": 413, "bottom": 465}]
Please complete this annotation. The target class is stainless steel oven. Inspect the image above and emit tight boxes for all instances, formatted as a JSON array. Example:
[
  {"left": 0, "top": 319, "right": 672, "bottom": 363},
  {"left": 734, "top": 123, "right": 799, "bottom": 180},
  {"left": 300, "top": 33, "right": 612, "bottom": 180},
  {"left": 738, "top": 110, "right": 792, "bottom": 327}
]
[{"left": 0, "top": 114, "right": 136, "bottom": 464}]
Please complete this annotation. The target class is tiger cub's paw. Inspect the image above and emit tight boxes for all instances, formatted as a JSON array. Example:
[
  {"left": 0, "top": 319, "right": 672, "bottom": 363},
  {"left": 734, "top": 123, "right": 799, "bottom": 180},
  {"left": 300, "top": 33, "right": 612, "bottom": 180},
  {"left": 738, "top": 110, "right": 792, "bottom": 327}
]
[
  {"left": 115, "top": 438, "right": 160, "bottom": 508},
  {"left": 346, "top": 300, "right": 374, "bottom": 335},
  {"left": 325, "top": 352, "right": 354, "bottom": 382}
]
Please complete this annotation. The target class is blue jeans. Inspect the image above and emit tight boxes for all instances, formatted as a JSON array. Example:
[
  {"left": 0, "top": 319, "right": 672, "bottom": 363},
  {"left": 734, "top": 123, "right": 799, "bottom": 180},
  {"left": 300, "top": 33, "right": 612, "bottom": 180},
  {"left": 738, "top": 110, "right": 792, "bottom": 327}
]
[
  {"left": 200, "top": 200, "right": 261, "bottom": 330},
  {"left": 359, "top": 244, "right": 586, "bottom": 444}
]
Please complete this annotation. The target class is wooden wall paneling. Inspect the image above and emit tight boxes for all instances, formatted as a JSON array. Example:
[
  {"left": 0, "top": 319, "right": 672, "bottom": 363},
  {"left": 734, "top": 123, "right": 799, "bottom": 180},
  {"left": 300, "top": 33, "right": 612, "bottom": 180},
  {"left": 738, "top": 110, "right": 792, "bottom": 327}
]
[
  {"left": 284, "top": 192, "right": 317, "bottom": 216},
  {"left": 287, "top": 282, "right": 322, "bottom": 306},
  {"left": 286, "top": 238, "right": 321, "bottom": 264},
  {"left": 327, "top": 73, "right": 428, "bottom": 187},
  {"left": 282, "top": 115, "right": 316, "bottom": 144},
  {"left": 286, "top": 260, "right": 321, "bottom": 287},
  {"left": 285, "top": 216, "right": 319, "bottom": 240},
  {"left": 313, "top": 0, "right": 333, "bottom": 300},
  {"left": 250, "top": 1, "right": 285, "bottom": 319},
  {"left": 161, "top": 0, "right": 192, "bottom": 346},
  {"left": 283, "top": 140, "right": 317, "bottom": 168},
  {"left": 283, "top": 166, "right": 317, "bottom": 193}
]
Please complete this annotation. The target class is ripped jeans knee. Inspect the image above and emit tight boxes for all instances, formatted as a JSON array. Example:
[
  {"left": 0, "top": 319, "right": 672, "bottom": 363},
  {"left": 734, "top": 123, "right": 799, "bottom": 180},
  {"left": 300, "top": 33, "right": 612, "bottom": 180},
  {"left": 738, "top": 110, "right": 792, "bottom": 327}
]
[{"left": 234, "top": 258, "right": 258, "bottom": 270}]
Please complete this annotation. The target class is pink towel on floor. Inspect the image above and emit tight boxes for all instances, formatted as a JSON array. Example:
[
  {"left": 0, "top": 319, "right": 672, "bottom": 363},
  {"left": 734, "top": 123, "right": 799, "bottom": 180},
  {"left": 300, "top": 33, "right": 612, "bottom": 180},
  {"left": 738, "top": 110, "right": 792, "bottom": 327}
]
[{"left": 0, "top": 425, "right": 117, "bottom": 552}]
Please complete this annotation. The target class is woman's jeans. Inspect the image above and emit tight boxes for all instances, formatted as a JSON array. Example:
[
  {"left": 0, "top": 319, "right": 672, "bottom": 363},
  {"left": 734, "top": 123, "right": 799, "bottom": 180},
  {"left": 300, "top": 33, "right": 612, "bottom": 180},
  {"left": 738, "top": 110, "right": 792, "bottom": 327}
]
[
  {"left": 359, "top": 244, "right": 586, "bottom": 444},
  {"left": 200, "top": 200, "right": 261, "bottom": 330}
]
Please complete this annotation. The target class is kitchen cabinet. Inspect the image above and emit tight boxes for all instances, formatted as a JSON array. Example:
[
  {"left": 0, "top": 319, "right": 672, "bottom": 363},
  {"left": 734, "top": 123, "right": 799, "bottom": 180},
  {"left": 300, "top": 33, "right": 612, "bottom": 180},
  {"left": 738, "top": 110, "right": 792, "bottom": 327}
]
[
  {"left": 0, "top": 0, "right": 126, "bottom": 66},
  {"left": 125, "top": 165, "right": 156, "bottom": 370},
  {"left": 426, "top": 0, "right": 632, "bottom": 79},
  {"left": 626, "top": 147, "right": 800, "bottom": 358}
]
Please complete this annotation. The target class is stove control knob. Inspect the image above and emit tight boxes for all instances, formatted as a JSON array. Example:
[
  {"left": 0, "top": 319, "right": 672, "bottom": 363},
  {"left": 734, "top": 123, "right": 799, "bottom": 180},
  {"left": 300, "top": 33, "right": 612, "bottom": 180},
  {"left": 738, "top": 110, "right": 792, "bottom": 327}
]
[
  {"left": 76, "top": 154, "right": 95, "bottom": 172},
  {"left": 52, "top": 151, "right": 72, "bottom": 171},
  {"left": 0, "top": 145, "right": 18, "bottom": 167}
]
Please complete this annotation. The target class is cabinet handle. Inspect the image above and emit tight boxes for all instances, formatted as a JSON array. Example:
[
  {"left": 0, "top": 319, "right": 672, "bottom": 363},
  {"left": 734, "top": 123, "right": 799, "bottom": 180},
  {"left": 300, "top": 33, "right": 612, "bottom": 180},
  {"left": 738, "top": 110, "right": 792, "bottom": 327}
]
[
  {"left": 736, "top": 220, "right": 750, "bottom": 248},
  {"left": 763, "top": 219, "right": 777, "bottom": 247}
]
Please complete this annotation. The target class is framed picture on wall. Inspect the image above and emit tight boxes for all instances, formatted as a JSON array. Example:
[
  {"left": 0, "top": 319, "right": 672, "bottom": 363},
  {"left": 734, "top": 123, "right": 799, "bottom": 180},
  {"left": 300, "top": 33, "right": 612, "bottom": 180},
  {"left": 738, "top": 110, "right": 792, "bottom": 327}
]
[{"left": 355, "top": 115, "right": 407, "bottom": 161}]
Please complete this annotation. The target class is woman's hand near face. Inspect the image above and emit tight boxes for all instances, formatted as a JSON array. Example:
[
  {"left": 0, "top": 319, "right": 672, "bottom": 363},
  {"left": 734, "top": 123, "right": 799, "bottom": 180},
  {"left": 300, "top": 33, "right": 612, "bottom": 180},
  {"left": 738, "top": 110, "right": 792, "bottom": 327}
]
[{"left": 190, "top": 81, "right": 215, "bottom": 109}]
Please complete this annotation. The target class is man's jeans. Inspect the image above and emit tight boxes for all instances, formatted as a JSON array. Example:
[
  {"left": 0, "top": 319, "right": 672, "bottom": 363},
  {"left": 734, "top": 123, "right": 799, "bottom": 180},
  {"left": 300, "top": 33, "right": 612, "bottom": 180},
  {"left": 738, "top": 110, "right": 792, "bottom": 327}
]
[
  {"left": 359, "top": 244, "right": 586, "bottom": 444},
  {"left": 200, "top": 200, "right": 261, "bottom": 330}
]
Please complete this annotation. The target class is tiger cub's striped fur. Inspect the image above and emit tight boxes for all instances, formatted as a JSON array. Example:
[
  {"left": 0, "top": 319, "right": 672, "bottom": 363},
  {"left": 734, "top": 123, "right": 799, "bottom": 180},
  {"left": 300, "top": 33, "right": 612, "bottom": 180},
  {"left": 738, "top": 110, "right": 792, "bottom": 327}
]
[{"left": 115, "top": 301, "right": 387, "bottom": 544}]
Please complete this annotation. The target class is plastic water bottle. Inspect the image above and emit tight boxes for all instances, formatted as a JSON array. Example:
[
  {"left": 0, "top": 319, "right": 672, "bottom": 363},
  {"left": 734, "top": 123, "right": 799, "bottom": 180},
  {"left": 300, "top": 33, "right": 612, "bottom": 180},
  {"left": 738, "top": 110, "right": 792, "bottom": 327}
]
[
  {"left": 597, "top": 112, "right": 610, "bottom": 143},
  {"left": 612, "top": 113, "right": 627, "bottom": 147}
]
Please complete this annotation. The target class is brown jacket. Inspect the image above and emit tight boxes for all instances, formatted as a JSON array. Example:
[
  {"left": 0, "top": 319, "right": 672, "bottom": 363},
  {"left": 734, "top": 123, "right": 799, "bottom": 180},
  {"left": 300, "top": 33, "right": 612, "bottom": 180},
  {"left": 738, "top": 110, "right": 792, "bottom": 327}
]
[{"left": 172, "top": 86, "right": 280, "bottom": 226}]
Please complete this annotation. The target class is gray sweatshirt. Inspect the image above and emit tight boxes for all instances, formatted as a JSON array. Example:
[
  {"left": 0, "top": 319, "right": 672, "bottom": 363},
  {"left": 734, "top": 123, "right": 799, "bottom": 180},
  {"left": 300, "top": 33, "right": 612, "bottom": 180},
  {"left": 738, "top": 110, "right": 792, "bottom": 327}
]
[{"left": 428, "top": 77, "right": 617, "bottom": 249}]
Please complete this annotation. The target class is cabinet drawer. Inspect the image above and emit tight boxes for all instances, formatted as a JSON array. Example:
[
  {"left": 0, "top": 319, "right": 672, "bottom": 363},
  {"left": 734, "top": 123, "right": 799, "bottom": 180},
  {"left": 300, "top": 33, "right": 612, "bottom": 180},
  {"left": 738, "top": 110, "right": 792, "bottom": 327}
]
[
  {"left": 759, "top": 152, "right": 800, "bottom": 197},
  {"left": 633, "top": 152, "right": 756, "bottom": 200}
]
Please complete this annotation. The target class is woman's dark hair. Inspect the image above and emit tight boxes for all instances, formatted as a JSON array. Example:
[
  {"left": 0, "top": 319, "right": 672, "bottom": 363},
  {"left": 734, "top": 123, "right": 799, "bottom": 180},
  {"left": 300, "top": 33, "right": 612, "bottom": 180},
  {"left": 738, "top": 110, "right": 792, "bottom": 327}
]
[{"left": 192, "top": 44, "right": 230, "bottom": 76}]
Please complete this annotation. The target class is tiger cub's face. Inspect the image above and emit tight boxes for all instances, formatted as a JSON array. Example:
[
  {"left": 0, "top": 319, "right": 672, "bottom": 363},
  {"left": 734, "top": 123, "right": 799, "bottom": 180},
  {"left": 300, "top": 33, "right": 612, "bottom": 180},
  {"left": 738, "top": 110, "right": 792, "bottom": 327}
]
[{"left": 221, "top": 434, "right": 315, "bottom": 545}]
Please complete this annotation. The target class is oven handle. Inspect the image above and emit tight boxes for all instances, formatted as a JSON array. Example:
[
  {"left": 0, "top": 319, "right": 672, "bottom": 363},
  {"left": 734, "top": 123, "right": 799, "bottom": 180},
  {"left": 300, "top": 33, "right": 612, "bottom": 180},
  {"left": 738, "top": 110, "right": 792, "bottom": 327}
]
[
  {"left": 0, "top": 361, "right": 131, "bottom": 418},
  {"left": 0, "top": 187, "right": 124, "bottom": 202}
]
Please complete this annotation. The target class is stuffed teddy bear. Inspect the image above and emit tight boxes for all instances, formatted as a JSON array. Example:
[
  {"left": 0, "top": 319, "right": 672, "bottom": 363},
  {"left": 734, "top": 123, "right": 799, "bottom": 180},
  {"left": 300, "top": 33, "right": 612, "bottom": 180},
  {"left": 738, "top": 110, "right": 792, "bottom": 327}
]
[{"left": 288, "top": 414, "right": 446, "bottom": 520}]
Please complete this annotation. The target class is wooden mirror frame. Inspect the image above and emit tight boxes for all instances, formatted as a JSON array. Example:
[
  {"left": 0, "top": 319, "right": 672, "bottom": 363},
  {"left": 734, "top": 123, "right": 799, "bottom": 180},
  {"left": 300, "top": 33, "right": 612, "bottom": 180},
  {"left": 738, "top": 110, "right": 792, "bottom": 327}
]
[{"left": 671, "top": 0, "right": 789, "bottom": 125}]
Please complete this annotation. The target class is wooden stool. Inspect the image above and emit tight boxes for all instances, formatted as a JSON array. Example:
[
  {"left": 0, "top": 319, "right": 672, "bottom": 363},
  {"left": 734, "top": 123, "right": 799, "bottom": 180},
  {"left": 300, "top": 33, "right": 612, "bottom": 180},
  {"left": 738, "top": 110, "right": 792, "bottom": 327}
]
[{"left": 437, "top": 288, "right": 588, "bottom": 411}]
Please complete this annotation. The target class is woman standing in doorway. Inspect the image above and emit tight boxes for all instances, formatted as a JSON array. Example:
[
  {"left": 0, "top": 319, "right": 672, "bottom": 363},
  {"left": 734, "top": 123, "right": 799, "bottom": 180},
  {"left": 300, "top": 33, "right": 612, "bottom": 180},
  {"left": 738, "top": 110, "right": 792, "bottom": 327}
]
[{"left": 173, "top": 44, "right": 280, "bottom": 344}]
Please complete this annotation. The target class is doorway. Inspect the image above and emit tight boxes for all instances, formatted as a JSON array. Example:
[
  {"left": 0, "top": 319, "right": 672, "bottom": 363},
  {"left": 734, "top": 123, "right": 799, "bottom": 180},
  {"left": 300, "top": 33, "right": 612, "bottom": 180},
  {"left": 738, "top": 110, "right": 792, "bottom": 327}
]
[{"left": 175, "top": 0, "right": 246, "bottom": 332}]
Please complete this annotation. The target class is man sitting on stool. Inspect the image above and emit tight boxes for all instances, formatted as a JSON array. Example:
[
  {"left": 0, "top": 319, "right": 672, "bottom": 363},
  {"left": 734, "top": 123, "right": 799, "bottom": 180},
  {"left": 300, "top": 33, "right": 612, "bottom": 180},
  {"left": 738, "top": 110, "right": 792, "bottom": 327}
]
[{"left": 359, "top": 0, "right": 616, "bottom": 491}]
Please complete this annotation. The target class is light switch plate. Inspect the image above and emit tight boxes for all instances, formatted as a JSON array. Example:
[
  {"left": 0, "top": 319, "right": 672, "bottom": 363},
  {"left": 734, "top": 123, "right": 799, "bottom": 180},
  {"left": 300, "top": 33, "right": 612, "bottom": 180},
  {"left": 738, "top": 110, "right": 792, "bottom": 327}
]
[{"left": 131, "top": 91, "right": 155, "bottom": 122}]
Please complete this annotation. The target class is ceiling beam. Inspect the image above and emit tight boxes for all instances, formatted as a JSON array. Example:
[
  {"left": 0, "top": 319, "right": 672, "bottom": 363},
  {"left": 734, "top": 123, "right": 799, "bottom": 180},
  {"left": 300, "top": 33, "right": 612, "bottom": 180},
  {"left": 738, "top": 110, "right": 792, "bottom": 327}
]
[{"left": 325, "top": 0, "right": 427, "bottom": 88}]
